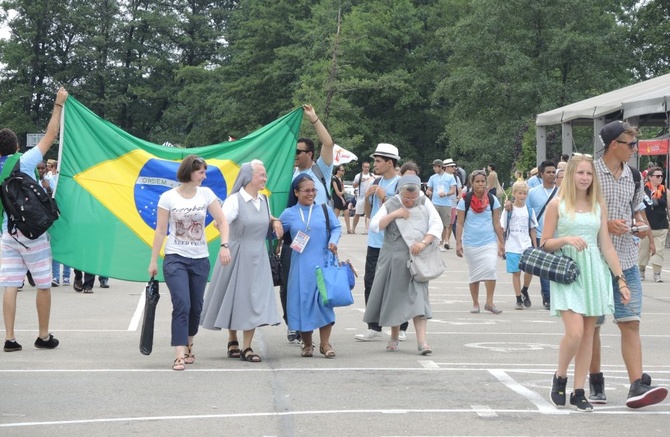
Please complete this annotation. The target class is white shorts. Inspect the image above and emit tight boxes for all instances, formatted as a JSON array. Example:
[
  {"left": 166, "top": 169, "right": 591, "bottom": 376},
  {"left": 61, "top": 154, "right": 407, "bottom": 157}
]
[{"left": 0, "top": 231, "right": 52, "bottom": 289}]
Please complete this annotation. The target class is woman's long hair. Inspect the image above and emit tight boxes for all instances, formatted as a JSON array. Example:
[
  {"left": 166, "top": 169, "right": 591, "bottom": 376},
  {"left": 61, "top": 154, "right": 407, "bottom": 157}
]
[{"left": 558, "top": 154, "right": 602, "bottom": 219}]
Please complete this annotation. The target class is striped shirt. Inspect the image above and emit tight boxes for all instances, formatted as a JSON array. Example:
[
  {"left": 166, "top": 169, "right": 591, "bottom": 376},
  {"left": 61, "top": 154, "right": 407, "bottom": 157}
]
[{"left": 594, "top": 158, "right": 644, "bottom": 270}]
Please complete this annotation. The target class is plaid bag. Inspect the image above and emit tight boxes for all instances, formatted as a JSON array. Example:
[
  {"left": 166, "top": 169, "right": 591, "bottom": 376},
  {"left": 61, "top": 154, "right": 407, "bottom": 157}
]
[{"left": 518, "top": 246, "right": 580, "bottom": 284}]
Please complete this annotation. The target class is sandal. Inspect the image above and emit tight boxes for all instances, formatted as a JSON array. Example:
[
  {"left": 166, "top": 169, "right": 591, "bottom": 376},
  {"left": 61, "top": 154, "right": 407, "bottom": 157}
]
[
  {"left": 83, "top": 288, "right": 93, "bottom": 294},
  {"left": 347, "top": 230, "right": 354, "bottom": 234},
  {"left": 184, "top": 344, "right": 195, "bottom": 364},
  {"left": 484, "top": 303, "right": 502, "bottom": 314},
  {"left": 418, "top": 344, "right": 432, "bottom": 355},
  {"left": 319, "top": 344, "right": 336, "bottom": 358},
  {"left": 73, "top": 279, "right": 84, "bottom": 292},
  {"left": 172, "top": 357, "right": 185, "bottom": 371},
  {"left": 470, "top": 305, "right": 480, "bottom": 314},
  {"left": 227, "top": 341, "right": 241, "bottom": 359},
  {"left": 301, "top": 344, "right": 314, "bottom": 357},
  {"left": 386, "top": 340, "right": 399, "bottom": 352},
  {"left": 240, "top": 347, "right": 262, "bottom": 362}
]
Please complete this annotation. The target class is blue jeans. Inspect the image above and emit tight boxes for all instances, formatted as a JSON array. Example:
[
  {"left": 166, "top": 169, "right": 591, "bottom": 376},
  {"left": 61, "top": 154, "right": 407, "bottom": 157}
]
[
  {"left": 163, "top": 254, "right": 210, "bottom": 346},
  {"left": 536, "top": 237, "right": 550, "bottom": 303},
  {"left": 52, "top": 261, "right": 71, "bottom": 281}
]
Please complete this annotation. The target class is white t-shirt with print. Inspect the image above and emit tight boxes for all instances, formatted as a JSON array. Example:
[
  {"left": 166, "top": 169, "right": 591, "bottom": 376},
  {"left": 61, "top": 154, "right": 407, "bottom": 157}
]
[
  {"left": 501, "top": 204, "right": 538, "bottom": 254},
  {"left": 158, "top": 186, "right": 217, "bottom": 259}
]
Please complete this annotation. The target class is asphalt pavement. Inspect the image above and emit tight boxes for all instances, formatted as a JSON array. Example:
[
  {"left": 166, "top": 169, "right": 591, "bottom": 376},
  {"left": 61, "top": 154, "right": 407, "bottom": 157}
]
[{"left": 1, "top": 226, "right": 669, "bottom": 436}]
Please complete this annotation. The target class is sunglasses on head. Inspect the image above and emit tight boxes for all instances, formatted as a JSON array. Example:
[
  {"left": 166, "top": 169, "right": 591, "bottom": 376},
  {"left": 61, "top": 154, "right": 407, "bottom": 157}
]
[{"left": 572, "top": 152, "right": 593, "bottom": 159}]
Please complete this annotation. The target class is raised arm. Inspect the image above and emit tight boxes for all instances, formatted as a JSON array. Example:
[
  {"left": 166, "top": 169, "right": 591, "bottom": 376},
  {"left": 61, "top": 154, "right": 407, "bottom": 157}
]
[
  {"left": 38, "top": 87, "right": 69, "bottom": 157},
  {"left": 303, "top": 104, "right": 333, "bottom": 166}
]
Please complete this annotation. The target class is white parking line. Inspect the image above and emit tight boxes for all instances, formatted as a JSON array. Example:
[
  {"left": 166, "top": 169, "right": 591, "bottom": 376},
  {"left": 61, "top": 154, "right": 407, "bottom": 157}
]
[
  {"left": 127, "top": 290, "right": 146, "bottom": 331},
  {"left": 489, "top": 369, "right": 567, "bottom": 414}
]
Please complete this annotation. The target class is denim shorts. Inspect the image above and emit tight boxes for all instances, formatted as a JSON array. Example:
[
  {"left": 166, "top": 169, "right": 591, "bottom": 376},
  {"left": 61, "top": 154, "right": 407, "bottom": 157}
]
[{"left": 596, "top": 266, "right": 642, "bottom": 326}]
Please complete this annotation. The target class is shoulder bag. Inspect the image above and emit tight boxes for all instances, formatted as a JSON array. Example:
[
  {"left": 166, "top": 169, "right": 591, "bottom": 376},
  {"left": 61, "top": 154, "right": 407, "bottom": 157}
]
[{"left": 518, "top": 244, "right": 579, "bottom": 285}]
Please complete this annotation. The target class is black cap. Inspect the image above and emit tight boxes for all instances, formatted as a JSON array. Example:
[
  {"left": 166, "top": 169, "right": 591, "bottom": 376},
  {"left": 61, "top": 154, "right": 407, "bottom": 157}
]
[{"left": 599, "top": 120, "right": 627, "bottom": 148}]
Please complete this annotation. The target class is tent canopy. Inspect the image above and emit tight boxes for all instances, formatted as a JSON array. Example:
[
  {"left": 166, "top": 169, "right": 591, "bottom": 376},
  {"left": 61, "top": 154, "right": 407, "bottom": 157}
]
[{"left": 536, "top": 73, "right": 670, "bottom": 126}]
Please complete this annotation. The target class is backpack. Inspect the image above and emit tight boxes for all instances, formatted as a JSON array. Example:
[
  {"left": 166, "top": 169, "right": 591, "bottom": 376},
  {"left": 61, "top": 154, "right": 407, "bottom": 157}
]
[
  {"left": 0, "top": 159, "right": 60, "bottom": 242},
  {"left": 504, "top": 204, "right": 533, "bottom": 242}
]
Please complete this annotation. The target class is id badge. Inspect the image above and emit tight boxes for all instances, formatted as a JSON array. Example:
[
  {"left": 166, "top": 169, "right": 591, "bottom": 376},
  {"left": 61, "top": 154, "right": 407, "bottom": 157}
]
[{"left": 290, "top": 231, "right": 311, "bottom": 253}]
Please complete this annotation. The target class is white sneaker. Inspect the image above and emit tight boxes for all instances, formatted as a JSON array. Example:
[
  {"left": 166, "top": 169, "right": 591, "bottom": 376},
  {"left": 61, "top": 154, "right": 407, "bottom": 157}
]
[
  {"left": 439, "top": 246, "right": 446, "bottom": 252},
  {"left": 398, "top": 331, "right": 407, "bottom": 341},
  {"left": 653, "top": 273, "right": 663, "bottom": 283},
  {"left": 355, "top": 329, "right": 383, "bottom": 341}
]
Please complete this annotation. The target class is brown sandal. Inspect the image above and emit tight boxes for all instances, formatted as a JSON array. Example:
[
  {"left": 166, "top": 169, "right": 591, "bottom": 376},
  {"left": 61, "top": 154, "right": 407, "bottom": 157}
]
[
  {"left": 172, "top": 357, "right": 185, "bottom": 371},
  {"left": 301, "top": 344, "right": 314, "bottom": 357},
  {"left": 227, "top": 341, "right": 241, "bottom": 359},
  {"left": 240, "top": 347, "right": 262, "bottom": 362},
  {"left": 184, "top": 344, "right": 195, "bottom": 364},
  {"left": 319, "top": 344, "right": 336, "bottom": 358}
]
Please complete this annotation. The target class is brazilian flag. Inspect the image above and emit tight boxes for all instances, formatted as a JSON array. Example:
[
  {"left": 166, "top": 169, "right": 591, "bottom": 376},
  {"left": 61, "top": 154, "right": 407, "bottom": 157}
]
[{"left": 50, "top": 97, "right": 303, "bottom": 281}]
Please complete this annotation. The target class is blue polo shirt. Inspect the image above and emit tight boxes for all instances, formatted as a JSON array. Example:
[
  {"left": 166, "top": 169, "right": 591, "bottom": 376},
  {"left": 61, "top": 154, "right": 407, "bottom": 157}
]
[
  {"left": 367, "top": 175, "right": 400, "bottom": 249},
  {"left": 427, "top": 172, "right": 456, "bottom": 207}
]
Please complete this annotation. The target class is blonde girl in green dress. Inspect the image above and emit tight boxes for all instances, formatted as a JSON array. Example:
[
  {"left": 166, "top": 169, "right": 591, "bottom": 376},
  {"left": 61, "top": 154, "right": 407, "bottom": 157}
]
[{"left": 541, "top": 154, "right": 630, "bottom": 411}]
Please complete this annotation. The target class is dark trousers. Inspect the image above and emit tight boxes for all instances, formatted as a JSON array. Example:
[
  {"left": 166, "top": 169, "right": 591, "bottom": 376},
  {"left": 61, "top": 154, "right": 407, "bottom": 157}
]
[
  {"left": 536, "top": 237, "right": 550, "bottom": 302},
  {"left": 364, "top": 246, "right": 409, "bottom": 332},
  {"left": 74, "top": 269, "right": 96, "bottom": 289},
  {"left": 279, "top": 242, "right": 292, "bottom": 324},
  {"left": 162, "top": 254, "right": 210, "bottom": 346}
]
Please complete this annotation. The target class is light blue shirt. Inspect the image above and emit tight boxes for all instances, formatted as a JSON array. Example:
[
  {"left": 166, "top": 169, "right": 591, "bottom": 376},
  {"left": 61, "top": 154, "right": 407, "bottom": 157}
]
[
  {"left": 2, "top": 147, "right": 44, "bottom": 233},
  {"left": 367, "top": 175, "right": 400, "bottom": 248},
  {"left": 457, "top": 195, "right": 501, "bottom": 247},
  {"left": 292, "top": 156, "right": 333, "bottom": 206},
  {"left": 427, "top": 172, "right": 456, "bottom": 207},
  {"left": 527, "top": 176, "right": 541, "bottom": 189},
  {"left": 526, "top": 184, "right": 556, "bottom": 234}
]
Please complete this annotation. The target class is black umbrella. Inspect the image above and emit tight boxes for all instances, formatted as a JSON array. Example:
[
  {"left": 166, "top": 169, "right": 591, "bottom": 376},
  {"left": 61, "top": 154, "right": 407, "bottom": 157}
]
[{"left": 139, "top": 276, "right": 160, "bottom": 355}]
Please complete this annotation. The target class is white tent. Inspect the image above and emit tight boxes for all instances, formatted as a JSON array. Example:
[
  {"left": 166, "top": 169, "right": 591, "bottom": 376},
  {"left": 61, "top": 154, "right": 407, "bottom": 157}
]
[{"left": 534, "top": 73, "right": 670, "bottom": 165}]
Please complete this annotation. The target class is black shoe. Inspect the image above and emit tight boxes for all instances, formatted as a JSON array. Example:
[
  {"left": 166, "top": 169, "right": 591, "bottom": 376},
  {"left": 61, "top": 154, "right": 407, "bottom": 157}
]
[
  {"left": 521, "top": 289, "right": 531, "bottom": 308},
  {"left": 543, "top": 300, "right": 550, "bottom": 310},
  {"left": 550, "top": 373, "right": 568, "bottom": 407},
  {"left": 99, "top": 278, "right": 110, "bottom": 288},
  {"left": 34, "top": 334, "right": 59, "bottom": 349},
  {"left": 626, "top": 373, "right": 669, "bottom": 409},
  {"left": 589, "top": 372, "right": 607, "bottom": 404},
  {"left": 3, "top": 339, "right": 22, "bottom": 352},
  {"left": 570, "top": 389, "right": 593, "bottom": 412},
  {"left": 26, "top": 271, "right": 35, "bottom": 287},
  {"left": 73, "top": 279, "right": 83, "bottom": 292}
]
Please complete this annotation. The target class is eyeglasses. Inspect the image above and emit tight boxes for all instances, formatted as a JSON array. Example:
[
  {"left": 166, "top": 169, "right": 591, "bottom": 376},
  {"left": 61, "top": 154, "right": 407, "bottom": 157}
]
[
  {"left": 572, "top": 152, "right": 593, "bottom": 159},
  {"left": 615, "top": 139, "right": 638, "bottom": 149},
  {"left": 296, "top": 149, "right": 309, "bottom": 156},
  {"left": 299, "top": 188, "right": 318, "bottom": 194}
]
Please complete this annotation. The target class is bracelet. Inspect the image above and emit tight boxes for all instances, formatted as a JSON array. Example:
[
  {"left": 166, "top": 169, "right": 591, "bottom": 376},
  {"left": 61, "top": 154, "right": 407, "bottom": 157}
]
[
  {"left": 55, "top": 103, "right": 63, "bottom": 108},
  {"left": 310, "top": 118, "right": 319, "bottom": 124},
  {"left": 614, "top": 274, "right": 627, "bottom": 284}
]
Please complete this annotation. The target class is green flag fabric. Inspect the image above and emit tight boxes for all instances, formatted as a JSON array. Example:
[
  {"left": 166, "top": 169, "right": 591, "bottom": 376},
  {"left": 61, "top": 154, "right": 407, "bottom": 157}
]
[{"left": 50, "top": 97, "right": 303, "bottom": 281}]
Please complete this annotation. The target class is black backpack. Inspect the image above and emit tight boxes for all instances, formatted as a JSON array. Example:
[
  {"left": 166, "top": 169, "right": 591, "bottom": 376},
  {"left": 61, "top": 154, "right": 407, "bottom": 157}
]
[{"left": 0, "top": 160, "right": 60, "bottom": 242}]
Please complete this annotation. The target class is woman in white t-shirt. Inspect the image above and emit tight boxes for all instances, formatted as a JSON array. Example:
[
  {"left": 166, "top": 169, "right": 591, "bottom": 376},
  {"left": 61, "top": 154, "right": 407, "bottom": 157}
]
[{"left": 148, "top": 155, "right": 231, "bottom": 371}]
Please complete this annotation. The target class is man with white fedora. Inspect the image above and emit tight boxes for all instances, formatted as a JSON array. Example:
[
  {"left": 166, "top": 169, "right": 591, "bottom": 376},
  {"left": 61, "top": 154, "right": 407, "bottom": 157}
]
[{"left": 355, "top": 143, "right": 409, "bottom": 341}]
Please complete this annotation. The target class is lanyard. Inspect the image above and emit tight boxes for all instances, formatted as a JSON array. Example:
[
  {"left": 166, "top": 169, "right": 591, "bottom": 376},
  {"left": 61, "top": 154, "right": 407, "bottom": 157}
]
[{"left": 298, "top": 203, "right": 314, "bottom": 231}]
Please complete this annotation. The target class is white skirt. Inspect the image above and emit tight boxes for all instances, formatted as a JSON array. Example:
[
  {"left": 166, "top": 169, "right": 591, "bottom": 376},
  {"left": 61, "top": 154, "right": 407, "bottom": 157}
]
[{"left": 464, "top": 242, "right": 498, "bottom": 283}]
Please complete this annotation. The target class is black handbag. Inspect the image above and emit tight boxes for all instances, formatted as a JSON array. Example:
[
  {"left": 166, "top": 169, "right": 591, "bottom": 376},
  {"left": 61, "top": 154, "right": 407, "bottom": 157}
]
[
  {"left": 269, "top": 244, "right": 282, "bottom": 287},
  {"left": 139, "top": 276, "right": 160, "bottom": 355}
]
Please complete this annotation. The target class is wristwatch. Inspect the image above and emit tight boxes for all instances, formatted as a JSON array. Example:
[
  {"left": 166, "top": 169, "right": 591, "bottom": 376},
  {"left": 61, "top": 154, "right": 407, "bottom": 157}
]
[
  {"left": 221, "top": 243, "right": 230, "bottom": 248},
  {"left": 614, "top": 274, "right": 626, "bottom": 284}
]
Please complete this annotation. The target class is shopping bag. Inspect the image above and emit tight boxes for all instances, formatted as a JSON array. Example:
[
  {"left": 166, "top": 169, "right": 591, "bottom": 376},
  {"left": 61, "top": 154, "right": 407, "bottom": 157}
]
[
  {"left": 315, "top": 253, "right": 355, "bottom": 308},
  {"left": 139, "top": 276, "right": 160, "bottom": 355}
]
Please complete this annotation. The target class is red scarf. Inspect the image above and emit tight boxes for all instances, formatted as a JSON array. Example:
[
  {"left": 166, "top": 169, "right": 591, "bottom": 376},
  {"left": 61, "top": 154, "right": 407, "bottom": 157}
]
[
  {"left": 645, "top": 181, "right": 666, "bottom": 200},
  {"left": 469, "top": 192, "right": 489, "bottom": 213}
]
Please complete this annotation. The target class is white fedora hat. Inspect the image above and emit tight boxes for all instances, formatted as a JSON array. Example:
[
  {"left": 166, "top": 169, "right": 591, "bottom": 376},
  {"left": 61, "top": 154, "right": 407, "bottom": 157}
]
[{"left": 370, "top": 143, "right": 400, "bottom": 160}]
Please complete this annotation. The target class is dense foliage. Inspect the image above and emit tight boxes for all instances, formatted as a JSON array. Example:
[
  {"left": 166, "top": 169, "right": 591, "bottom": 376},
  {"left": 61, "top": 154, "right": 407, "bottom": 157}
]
[{"left": 1, "top": 0, "right": 668, "bottom": 179}]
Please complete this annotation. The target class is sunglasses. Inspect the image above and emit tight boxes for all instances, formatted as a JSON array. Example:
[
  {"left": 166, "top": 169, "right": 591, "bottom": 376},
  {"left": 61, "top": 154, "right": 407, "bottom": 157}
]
[
  {"left": 193, "top": 156, "right": 205, "bottom": 163},
  {"left": 296, "top": 149, "right": 309, "bottom": 156},
  {"left": 615, "top": 139, "right": 638, "bottom": 149},
  {"left": 572, "top": 152, "right": 593, "bottom": 159},
  {"left": 650, "top": 174, "right": 663, "bottom": 178}
]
